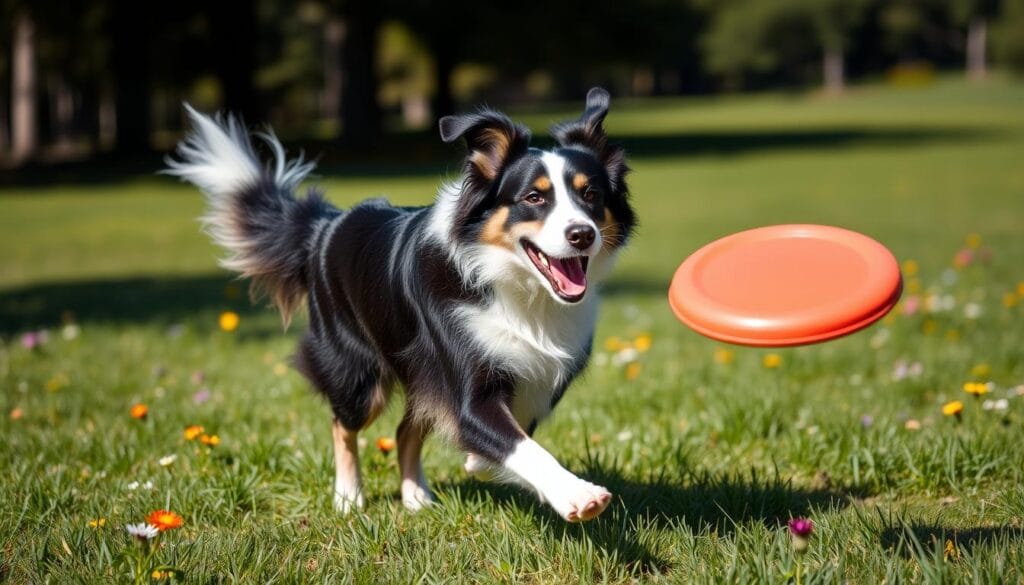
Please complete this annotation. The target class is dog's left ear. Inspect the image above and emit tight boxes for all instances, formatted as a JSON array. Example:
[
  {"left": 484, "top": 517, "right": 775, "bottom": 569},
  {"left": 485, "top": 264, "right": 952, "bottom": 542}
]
[
  {"left": 440, "top": 111, "right": 531, "bottom": 183},
  {"left": 552, "top": 88, "right": 628, "bottom": 193}
]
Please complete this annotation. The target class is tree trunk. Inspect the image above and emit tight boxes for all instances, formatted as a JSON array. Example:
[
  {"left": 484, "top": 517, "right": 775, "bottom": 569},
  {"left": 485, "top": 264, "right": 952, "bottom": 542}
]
[
  {"left": 11, "top": 12, "right": 37, "bottom": 164},
  {"left": 966, "top": 17, "right": 987, "bottom": 81},
  {"left": 823, "top": 47, "right": 845, "bottom": 94},
  {"left": 321, "top": 18, "right": 345, "bottom": 126},
  {"left": 339, "top": 3, "right": 382, "bottom": 146},
  {"left": 110, "top": 0, "right": 153, "bottom": 152}
]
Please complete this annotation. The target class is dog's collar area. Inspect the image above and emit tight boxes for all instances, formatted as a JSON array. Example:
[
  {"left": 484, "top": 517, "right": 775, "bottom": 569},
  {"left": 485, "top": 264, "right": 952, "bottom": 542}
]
[{"left": 520, "top": 239, "right": 589, "bottom": 303}]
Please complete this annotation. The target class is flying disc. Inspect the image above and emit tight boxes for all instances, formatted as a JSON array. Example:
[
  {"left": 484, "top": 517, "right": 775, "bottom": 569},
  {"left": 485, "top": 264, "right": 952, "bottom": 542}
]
[{"left": 668, "top": 225, "right": 902, "bottom": 347}]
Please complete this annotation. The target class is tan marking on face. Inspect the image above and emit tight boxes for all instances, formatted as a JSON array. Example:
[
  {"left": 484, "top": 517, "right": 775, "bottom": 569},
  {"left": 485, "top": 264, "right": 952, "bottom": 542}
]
[
  {"left": 533, "top": 176, "right": 552, "bottom": 191},
  {"left": 509, "top": 220, "right": 543, "bottom": 243},
  {"left": 598, "top": 208, "right": 622, "bottom": 251},
  {"left": 572, "top": 173, "right": 589, "bottom": 190},
  {"left": 479, "top": 206, "right": 513, "bottom": 250}
]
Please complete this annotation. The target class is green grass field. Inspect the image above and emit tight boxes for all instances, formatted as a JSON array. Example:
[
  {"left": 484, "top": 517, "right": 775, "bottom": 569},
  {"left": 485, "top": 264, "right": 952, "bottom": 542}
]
[{"left": 2, "top": 78, "right": 1023, "bottom": 583}]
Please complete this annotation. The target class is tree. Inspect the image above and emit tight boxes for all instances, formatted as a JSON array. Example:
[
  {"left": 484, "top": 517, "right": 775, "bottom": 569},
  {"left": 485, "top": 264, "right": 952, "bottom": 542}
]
[
  {"left": 947, "top": 0, "right": 1000, "bottom": 80},
  {"left": 9, "top": 9, "right": 36, "bottom": 163}
]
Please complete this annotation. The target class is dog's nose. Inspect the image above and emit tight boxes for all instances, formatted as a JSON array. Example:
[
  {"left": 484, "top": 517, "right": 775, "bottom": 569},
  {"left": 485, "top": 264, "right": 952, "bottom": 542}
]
[{"left": 565, "top": 224, "right": 596, "bottom": 250}]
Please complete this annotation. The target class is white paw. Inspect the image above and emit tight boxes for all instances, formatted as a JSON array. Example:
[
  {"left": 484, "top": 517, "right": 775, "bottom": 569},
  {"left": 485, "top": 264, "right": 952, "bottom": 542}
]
[
  {"left": 547, "top": 480, "right": 612, "bottom": 522},
  {"left": 464, "top": 453, "right": 496, "bottom": 480},
  {"left": 401, "top": 479, "right": 436, "bottom": 512},
  {"left": 334, "top": 489, "right": 365, "bottom": 514}
]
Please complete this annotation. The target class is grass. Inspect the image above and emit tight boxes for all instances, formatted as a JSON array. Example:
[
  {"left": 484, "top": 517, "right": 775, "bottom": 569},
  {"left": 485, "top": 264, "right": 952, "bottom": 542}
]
[{"left": 2, "top": 76, "right": 1024, "bottom": 583}]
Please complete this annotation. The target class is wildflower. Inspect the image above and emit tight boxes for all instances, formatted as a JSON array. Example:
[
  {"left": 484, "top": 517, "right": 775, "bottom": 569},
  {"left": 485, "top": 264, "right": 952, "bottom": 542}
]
[
  {"left": 46, "top": 373, "right": 68, "bottom": 392},
  {"left": 970, "top": 363, "right": 991, "bottom": 377},
  {"left": 944, "top": 539, "right": 961, "bottom": 562},
  {"left": 604, "top": 337, "right": 625, "bottom": 351},
  {"left": 963, "top": 382, "right": 991, "bottom": 397},
  {"left": 1018, "top": 281, "right": 1024, "bottom": 296},
  {"left": 964, "top": 303, "right": 982, "bottom": 320},
  {"left": 713, "top": 348, "right": 735, "bottom": 365},
  {"left": 982, "top": 398, "right": 1009, "bottom": 411},
  {"left": 965, "top": 233, "right": 982, "bottom": 249},
  {"left": 634, "top": 334, "right": 652, "bottom": 352},
  {"left": 625, "top": 362, "right": 642, "bottom": 380},
  {"left": 88, "top": 518, "right": 107, "bottom": 528},
  {"left": 616, "top": 430, "right": 634, "bottom": 442},
  {"left": 901, "top": 295, "right": 920, "bottom": 316},
  {"left": 901, "top": 259, "right": 918, "bottom": 276},
  {"left": 762, "top": 354, "right": 781, "bottom": 369},
  {"left": 905, "top": 419, "right": 922, "bottom": 430},
  {"left": 219, "top": 311, "right": 240, "bottom": 332},
  {"left": 611, "top": 347, "right": 639, "bottom": 366},
  {"left": 9, "top": 407, "right": 23, "bottom": 420},
  {"left": 125, "top": 523, "right": 160, "bottom": 541},
  {"left": 61, "top": 324, "right": 80, "bottom": 340},
  {"left": 192, "top": 388, "right": 211, "bottom": 405},
  {"left": 158, "top": 455, "right": 177, "bottom": 467},
  {"left": 860, "top": 415, "right": 874, "bottom": 428},
  {"left": 126, "top": 480, "right": 154, "bottom": 491},
  {"left": 152, "top": 570, "right": 176, "bottom": 580},
  {"left": 273, "top": 362, "right": 289, "bottom": 376},
  {"left": 146, "top": 510, "right": 183, "bottom": 532},
  {"left": 942, "top": 400, "right": 964, "bottom": 418},
  {"left": 953, "top": 249, "right": 973, "bottom": 269},
  {"left": 183, "top": 425, "right": 204, "bottom": 440},
  {"left": 199, "top": 434, "right": 220, "bottom": 447},
  {"left": 788, "top": 518, "right": 813, "bottom": 553},
  {"left": 130, "top": 403, "right": 149, "bottom": 420},
  {"left": 21, "top": 331, "right": 41, "bottom": 350},
  {"left": 376, "top": 437, "right": 396, "bottom": 454},
  {"left": 1004, "top": 292, "right": 1019, "bottom": 308}
]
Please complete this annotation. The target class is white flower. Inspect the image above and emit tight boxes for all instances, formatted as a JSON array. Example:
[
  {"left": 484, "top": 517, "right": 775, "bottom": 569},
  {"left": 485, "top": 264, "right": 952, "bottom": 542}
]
[
  {"left": 61, "top": 324, "right": 80, "bottom": 340},
  {"left": 126, "top": 480, "right": 154, "bottom": 491},
  {"left": 616, "top": 430, "right": 634, "bottom": 442},
  {"left": 158, "top": 455, "right": 177, "bottom": 467},
  {"left": 983, "top": 399, "right": 1009, "bottom": 411},
  {"left": 611, "top": 348, "right": 639, "bottom": 366},
  {"left": 964, "top": 303, "right": 982, "bottom": 319},
  {"left": 125, "top": 523, "right": 159, "bottom": 540}
]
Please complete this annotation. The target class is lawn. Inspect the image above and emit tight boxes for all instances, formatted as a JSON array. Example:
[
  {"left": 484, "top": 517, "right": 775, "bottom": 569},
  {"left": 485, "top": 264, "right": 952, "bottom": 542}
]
[{"left": 2, "top": 77, "right": 1023, "bottom": 583}]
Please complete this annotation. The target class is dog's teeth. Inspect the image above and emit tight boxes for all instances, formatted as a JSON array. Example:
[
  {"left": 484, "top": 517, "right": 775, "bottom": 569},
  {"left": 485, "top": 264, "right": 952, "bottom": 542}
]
[{"left": 540, "top": 253, "right": 549, "bottom": 268}]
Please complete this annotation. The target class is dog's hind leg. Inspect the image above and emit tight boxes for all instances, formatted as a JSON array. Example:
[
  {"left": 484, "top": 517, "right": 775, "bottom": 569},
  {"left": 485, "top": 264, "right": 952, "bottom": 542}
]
[{"left": 396, "top": 412, "right": 435, "bottom": 511}]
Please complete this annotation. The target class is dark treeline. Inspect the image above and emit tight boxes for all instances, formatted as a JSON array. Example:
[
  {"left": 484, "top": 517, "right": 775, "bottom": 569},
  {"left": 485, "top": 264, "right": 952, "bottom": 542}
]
[{"left": 1, "top": 0, "right": 1023, "bottom": 167}]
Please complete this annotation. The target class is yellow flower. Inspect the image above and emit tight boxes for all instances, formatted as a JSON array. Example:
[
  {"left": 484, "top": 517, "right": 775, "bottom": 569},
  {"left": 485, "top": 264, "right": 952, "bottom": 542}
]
[
  {"left": 962, "top": 382, "right": 990, "bottom": 397},
  {"left": 604, "top": 337, "right": 626, "bottom": 351},
  {"left": 713, "top": 348, "right": 735, "bottom": 365},
  {"left": 199, "top": 434, "right": 220, "bottom": 447},
  {"left": 965, "top": 233, "right": 982, "bottom": 249},
  {"left": 942, "top": 400, "right": 964, "bottom": 417},
  {"left": 762, "top": 354, "right": 782, "bottom": 369},
  {"left": 152, "top": 570, "right": 175, "bottom": 581},
  {"left": 183, "top": 425, "right": 204, "bottom": 441},
  {"left": 88, "top": 518, "right": 106, "bottom": 528},
  {"left": 46, "top": 373, "right": 69, "bottom": 392},
  {"left": 1003, "top": 293, "right": 1019, "bottom": 308},
  {"left": 1018, "top": 281, "right": 1024, "bottom": 296},
  {"left": 219, "top": 311, "right": 240, "bottom": 332},
  {"left": 634, "top": 334, "right": 652, "bottom": 353},
  {"left": 273, "top": 362, "right": 289, "bottom": 377},
  {"left": 943, "top": 539, "right": 961, "bottom": 562},
  {"left": 901, "top": 259, "right": 919, "bottom": 277},
  {"left": 625, "top": 362, "right": 643, "bottom": 380}
]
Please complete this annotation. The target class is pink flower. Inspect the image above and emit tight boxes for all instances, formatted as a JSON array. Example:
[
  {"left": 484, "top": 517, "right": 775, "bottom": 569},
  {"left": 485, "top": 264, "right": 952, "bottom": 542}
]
[
  {"left": 902, "top": 296, "right": 920, "bottom": 316},
  {"left": 788, "top": 518, "right": 814, "bottom": 538}
]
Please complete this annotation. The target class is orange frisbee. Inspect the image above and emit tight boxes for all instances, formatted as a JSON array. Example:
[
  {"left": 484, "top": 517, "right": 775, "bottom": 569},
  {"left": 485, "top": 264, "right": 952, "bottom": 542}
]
[{"left": 668, "top": 225, "right": 902, "bottom": 347}]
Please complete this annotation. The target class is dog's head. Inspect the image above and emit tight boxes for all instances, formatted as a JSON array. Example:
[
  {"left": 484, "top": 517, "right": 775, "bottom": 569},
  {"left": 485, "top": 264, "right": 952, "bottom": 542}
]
[{"left": 437, "top": 88, "right": 635, "bottom": 304}]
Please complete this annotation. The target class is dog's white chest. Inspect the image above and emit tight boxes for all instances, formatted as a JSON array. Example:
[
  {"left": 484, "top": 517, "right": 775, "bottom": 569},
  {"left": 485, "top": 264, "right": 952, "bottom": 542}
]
[{"left": 457, "top": 290, "right": 598, "bottom": 427}]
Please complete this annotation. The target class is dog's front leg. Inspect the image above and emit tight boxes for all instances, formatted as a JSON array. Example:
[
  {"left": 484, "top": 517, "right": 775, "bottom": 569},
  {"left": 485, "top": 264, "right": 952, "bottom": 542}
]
[{"left": 458, "top": 397, "right": 611, "bottom": 522}]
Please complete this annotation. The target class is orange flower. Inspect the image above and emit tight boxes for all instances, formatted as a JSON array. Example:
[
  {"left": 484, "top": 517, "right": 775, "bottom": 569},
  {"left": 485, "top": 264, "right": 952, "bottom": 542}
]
[
  {"left": 130, "top": 403, "right": 149, "bottom": 420},
  {"left": 219, "top": 311, "right": 240, "bottom": 332},
  {"left": 376, "top": 437, "right": 396, "bottom": 454},
  {"left": 146, "top": 509, "right": 183, "bottom": 531},
  {"left": 199, "top": 434, "right": 220, "bottom": 447},
  {"left": 625, "top": 362, "right": 642, "bottom": 380},
  {"left": 942, "top": 400, "right": 964, "bottom": 417},
  {"left": 183, "top": 425, "right": 204, "bottom": 440}
]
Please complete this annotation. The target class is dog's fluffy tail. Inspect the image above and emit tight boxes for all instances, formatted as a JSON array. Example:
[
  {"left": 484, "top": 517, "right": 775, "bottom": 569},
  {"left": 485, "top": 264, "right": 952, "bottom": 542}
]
[{"left": 165, "top": 104, "right": 338, "bottom": 325}]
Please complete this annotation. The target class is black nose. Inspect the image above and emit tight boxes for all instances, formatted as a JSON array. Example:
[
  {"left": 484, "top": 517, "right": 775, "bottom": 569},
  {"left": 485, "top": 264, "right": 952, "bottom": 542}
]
[{"left": 565, "top": 224, "right": 596, "bottom": 250}]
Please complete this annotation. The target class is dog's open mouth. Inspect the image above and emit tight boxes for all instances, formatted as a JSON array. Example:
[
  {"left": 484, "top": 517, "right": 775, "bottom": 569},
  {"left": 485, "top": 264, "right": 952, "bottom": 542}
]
[{"left": 521, "top": 240, "right": 589, "bottom": 302}]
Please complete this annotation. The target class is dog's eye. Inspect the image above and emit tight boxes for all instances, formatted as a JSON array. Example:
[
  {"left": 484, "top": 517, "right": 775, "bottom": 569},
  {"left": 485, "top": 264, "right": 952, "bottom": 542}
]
[
  {"left": 581, "top": 187, "right": 597, "bottom": 202},
  {"left": 524, "top": 191, "right": 546, "bottom": 205}
]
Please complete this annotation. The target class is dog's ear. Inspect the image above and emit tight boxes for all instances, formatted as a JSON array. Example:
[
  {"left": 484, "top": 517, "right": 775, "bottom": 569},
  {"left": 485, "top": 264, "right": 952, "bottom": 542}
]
[
  {"left": 440, "top": 111, "right": 531, "bottom": 183},
  {"left": 551, "top": 88, "right": 628, "bottom": 193}
]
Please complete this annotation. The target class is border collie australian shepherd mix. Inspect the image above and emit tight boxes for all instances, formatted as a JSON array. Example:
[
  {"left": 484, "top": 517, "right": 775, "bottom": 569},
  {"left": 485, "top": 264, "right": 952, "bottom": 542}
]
[{"left": 166, "top": 88, "right": 636, "bottom": 522}]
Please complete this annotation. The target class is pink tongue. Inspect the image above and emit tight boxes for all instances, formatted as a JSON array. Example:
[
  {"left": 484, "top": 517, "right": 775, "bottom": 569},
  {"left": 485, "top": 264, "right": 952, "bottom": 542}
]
[{"left": 548, "top": 257, "right": 587, "bottom": 296}]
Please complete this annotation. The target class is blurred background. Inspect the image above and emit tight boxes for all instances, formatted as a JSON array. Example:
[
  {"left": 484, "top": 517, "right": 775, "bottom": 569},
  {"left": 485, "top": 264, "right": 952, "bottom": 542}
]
[{"left": 0, "top": 0, "right": 1022, "bottom": 169}]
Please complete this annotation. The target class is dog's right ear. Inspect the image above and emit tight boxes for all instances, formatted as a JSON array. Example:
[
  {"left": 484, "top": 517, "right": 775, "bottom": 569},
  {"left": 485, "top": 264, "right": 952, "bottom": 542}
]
[{"left": 440, "top": 111, "right": 531, "bottom": 183}]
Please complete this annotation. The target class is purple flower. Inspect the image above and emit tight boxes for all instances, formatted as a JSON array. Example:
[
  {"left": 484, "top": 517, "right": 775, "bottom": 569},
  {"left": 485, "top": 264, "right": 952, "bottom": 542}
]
[
  {"left": 789, "top": 518, "right": 814, "bottom": 538},
  {"left": 192, "top": 388, "right": 211, "bottom": 405},
  {"left": 21, "top": 332, "right": 40, "bottom": 350},
  {"left": 860, "top": 415, "right": 874, "bottom": 428}
]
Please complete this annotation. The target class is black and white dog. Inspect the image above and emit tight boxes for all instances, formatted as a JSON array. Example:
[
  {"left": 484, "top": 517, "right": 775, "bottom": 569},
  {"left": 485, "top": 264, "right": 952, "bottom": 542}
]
[{"left": 167, "top": 88, "right": 635, "bottom": 522}]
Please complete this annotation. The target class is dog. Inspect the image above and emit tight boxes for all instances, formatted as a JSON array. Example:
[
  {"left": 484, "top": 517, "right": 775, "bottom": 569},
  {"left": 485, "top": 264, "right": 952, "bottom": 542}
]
[{"left": 166, "top": 88, "right": 636, "bottom": 522}]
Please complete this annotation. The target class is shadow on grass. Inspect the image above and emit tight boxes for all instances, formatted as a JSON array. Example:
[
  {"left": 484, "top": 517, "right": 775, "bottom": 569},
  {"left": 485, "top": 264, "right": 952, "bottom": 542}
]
[
  {"left": 1, "top": 270, "right": 673, "bottom": 334},
  {"left": 0, "top": 273, "right": 280, "bottom": 335},
  {"left": 880, "top": 523, "right": 1024, "bottom": 558},
  {"left": 436, "top": 453, "right": 862, "bottom": 577},
  {"left": 0, "top": 126, "right": 991, "bottom": 190}
]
